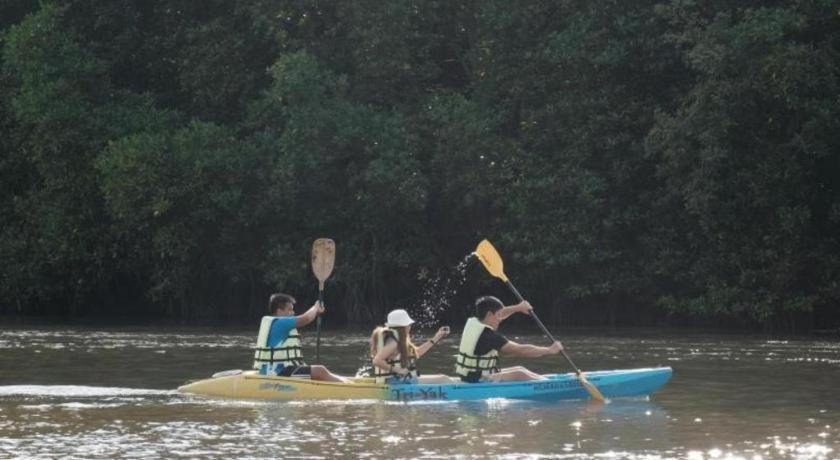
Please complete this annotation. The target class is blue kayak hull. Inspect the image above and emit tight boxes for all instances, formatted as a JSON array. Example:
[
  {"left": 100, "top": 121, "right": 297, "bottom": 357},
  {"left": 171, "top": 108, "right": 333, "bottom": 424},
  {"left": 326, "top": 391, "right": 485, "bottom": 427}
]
[{"left": 387, "top": 367, "right": 672, "bottom": 402}]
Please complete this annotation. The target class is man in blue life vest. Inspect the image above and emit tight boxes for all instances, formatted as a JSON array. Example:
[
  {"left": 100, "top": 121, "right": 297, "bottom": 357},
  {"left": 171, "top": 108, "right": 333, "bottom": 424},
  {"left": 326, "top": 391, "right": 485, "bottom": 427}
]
[
  {"left": 253, "top": 293, "right": 348, "bottom": 382},
  {"left": 455, "top": 296, "right": 563, "bottom": 383}
]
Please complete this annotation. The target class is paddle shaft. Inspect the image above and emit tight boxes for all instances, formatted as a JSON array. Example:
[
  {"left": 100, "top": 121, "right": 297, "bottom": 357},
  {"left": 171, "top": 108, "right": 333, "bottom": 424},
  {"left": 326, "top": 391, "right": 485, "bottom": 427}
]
[
  {"left": 315, "top": 284, "right": 324, "bottom": 364},
  {"left": 504, "top": 280, "right": 584, "bottom": 375}
]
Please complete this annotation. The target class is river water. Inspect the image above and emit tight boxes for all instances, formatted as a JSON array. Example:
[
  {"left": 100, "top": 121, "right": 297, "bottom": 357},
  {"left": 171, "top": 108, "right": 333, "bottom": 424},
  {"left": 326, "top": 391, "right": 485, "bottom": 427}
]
[{"left": 0, "top": 324, "right": 837, "bottom": 459}]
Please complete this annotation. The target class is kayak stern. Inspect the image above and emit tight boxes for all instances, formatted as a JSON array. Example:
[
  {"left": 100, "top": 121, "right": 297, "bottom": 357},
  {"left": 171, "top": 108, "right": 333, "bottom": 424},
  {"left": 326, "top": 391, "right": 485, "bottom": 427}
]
[{"left": 178, "top": 370, "right": 389, "bottom": 400}]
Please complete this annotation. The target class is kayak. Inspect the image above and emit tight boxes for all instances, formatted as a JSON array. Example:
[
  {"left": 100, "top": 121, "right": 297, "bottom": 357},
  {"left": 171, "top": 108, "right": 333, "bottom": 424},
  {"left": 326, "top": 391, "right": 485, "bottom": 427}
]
[{"left": 178, "top": 366, "right": 672, "bottom": 402}]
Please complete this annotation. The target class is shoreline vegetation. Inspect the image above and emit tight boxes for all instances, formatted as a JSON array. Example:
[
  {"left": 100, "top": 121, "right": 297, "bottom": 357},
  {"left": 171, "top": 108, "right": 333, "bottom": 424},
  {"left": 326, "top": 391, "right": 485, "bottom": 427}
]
[
  {"left": 1, "top": 315, "right": 838, "bottom": 340},
  {"left": 1, "top": 2, "right": 838, "bottom": 335}
]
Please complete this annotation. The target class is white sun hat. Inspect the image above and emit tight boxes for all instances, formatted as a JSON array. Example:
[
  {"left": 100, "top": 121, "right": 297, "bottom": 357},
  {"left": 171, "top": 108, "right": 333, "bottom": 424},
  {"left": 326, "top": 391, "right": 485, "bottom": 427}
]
[{"left": 385, "top": 309, "right": 415, "bottom": 327}]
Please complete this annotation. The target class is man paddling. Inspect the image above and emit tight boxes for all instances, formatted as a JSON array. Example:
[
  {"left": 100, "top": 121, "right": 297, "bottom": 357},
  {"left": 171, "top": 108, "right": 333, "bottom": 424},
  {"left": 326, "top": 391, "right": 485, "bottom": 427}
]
[
  {"left": 253, "top": 293, "right": 348, "bottom": 382},
  {"left": 456, "top": 296, "right": 563, "bottom": 382}
]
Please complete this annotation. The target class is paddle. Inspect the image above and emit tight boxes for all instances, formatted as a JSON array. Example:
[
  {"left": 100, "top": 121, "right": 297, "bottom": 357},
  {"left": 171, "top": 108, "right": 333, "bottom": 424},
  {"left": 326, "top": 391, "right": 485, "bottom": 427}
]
[
  {"left": 473, "top": 239, "right": 606, "bottom": 402},
  {"left": 311, "top": 238, "right": 336, "bottom": 364}
]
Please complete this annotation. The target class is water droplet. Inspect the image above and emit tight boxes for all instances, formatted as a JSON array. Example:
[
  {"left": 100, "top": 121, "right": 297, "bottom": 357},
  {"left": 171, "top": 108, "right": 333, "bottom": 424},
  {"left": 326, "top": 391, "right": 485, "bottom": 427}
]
[{"left": 398, "top": 255, "right": 473, "bottom": 329}]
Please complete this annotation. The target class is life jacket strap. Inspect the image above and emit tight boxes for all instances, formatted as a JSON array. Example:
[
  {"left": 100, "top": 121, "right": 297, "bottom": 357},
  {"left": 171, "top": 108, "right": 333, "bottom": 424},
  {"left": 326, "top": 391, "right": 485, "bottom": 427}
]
[
  {"left": 253, "top": 346, "right": 305, "bottom": 365},
  {"left": 371, "top": 354, "right": 418, "bottom": 379},
  {"left": 455, "top": 352, "right": 498, "bottom": 370}
]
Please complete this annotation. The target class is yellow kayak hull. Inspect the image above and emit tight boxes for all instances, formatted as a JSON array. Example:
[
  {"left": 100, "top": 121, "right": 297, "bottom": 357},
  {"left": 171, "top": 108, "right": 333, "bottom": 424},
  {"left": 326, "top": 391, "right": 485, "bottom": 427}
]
[{"left": 178, "top": 371, "right": 388, "bottom": 400}]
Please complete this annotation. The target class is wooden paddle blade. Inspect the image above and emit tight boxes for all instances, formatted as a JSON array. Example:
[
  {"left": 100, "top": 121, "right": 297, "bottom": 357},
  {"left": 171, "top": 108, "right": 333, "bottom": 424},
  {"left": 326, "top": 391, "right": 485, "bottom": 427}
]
[
  {"left": 475, "top": 239, "right": 509, "bottom": 282},
  {"left": 578, "top": 373, "right": 607, "bottom": 402},
  {"left": 311, "top": 238, "right": 336, "bottom": 285}
]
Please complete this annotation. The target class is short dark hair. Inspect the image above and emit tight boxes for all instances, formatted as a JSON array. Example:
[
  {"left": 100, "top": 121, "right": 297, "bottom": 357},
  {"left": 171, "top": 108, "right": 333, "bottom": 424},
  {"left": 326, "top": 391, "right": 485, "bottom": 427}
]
[
  {"left": 269, "top": 293, "right": 296, "bottom": 314},
  {"left": 475, "top": 296, "right": 504, "bottom": 320}
]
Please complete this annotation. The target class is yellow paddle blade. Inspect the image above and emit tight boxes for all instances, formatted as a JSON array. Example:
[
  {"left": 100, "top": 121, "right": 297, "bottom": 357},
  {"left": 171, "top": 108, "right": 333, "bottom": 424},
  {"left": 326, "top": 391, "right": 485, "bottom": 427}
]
[
  {"left": 579, "top": 373, "right": 607, "bottom": 402},
  {"left": 311, "top": 238, "right": 336, "bottom": 288},
  {"left": 475, "top": 239, "right": 509, "bottom": 282}
]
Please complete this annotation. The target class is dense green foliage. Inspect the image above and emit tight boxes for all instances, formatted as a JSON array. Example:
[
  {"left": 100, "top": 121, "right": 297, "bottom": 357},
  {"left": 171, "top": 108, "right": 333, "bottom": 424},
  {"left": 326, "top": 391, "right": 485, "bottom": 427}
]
[{"left": 1, "top": 1, "right": 838, "bottom": 332}]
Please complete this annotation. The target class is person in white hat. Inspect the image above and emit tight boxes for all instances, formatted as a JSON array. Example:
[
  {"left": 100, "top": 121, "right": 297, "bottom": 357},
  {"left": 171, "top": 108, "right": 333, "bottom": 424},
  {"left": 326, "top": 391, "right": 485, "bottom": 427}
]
[{"left": 368, "top": 309, "right": 453, "bottom": 384}]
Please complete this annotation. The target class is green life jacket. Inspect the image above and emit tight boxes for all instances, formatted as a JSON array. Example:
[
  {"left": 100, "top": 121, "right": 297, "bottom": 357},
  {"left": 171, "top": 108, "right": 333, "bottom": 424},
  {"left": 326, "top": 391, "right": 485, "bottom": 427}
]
[
  {"left": 371, "top": 327, "right": 417, "bottom": 383},
  {"left": 253, "top": 316, "right": 305, "bottom": 373},
  {"left": 455, "top": 317, "right": 499, "bottom": 378}
]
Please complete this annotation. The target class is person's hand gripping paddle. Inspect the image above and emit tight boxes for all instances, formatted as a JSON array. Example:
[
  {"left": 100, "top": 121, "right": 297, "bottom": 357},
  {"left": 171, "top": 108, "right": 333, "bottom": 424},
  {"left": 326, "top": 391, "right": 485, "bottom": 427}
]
[
  {"left": 311, "top": 238, "right": 335, "bottom": 364},
  {"left": 474, "top": 239, "right": 606, "bottom": 402}
]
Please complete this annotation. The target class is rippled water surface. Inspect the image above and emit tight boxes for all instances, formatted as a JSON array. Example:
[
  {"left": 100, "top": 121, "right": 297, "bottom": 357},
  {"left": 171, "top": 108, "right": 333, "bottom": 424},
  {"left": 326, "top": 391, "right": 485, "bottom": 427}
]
[{"left": 1, "top": 324, "right": 837, "bottom": 459}]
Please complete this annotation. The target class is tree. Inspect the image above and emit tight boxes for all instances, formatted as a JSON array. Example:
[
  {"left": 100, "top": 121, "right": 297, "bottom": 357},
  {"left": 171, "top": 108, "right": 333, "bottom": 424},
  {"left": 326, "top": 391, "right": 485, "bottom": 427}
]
[{"left": 647, "top": 2, "right": 840, "bottom": 329}]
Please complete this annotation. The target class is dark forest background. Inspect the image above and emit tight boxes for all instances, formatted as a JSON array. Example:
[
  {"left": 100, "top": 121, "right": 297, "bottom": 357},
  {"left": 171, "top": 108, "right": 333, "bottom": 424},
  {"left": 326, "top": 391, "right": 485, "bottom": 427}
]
[{"left": 1, "top": 1, "right": 838, "bottom": 334}]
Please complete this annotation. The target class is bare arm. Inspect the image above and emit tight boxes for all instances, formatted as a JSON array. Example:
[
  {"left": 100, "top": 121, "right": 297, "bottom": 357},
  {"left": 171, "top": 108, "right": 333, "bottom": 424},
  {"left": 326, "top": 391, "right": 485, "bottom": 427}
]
[
  {"left": 414, "top": 327, "right": 450, "bottom": 358},
  {"left": 294, "top": 302, "right": 323, "bottom": 328},
  {"left": 500, "top": 340, "right": 562, "bottom": 358},
  {"left": 496, "top": 301, "right": 532, "bottom": 322},
  {"left": 414, "top": 341, "right": 434, "bottom": 359},
  {"left": 372, "top": 341, "right": 399, "bottom": 371}
]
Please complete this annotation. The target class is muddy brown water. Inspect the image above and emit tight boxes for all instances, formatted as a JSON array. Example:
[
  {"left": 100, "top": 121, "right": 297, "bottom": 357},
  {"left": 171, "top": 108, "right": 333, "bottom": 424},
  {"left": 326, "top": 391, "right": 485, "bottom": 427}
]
[{"left": 1, "top": 325, "right": 837, "bottom": 458}]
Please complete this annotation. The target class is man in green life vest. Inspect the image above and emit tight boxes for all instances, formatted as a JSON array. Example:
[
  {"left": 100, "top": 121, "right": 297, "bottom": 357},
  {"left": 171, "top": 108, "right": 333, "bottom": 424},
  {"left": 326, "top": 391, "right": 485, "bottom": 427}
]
[
  {"left": 253, "top": 293, "right": 348, "bottom": 382},
  {"left": 455, "top": 296, "right": 563, "bottom": 383}
]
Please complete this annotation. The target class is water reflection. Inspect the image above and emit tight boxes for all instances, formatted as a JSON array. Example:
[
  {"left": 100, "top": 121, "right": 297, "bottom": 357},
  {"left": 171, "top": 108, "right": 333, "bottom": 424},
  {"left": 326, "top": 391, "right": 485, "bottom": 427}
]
[{"left": 236, "top": 397, "right": 672, "bottom": 458}]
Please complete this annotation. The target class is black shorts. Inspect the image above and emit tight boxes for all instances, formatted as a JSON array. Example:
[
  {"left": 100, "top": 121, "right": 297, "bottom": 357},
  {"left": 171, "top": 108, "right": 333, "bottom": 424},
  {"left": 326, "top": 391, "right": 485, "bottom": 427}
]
[
  {"left": 460, "top": 373, "right": 481, "bottom": 383},
  {"left": 460, "top": 371, "right": 496, "bottom": 383},
  {"left": 278, "top": 365, "right": 311, "bottom": 377}
]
